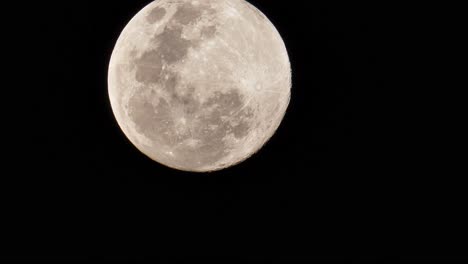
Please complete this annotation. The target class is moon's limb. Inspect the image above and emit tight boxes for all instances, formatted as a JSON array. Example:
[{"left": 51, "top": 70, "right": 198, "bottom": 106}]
[{"left": 108, "top": 0, "right": 291, "bottom": 172}]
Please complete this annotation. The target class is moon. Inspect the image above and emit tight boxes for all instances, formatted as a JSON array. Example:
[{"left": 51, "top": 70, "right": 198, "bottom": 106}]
[{"left": 108, "top": 0, "right": 291, "bottom": 172}]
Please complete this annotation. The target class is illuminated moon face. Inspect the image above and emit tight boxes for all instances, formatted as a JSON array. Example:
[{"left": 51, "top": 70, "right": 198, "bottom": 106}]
[{"left": 108, "top": 0, "right": 291, "bottom": 172}]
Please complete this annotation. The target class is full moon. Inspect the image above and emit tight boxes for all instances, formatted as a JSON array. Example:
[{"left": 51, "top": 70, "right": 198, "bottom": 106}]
[{"left": 108, "top": 0, "right": 291, "bottom": 172}]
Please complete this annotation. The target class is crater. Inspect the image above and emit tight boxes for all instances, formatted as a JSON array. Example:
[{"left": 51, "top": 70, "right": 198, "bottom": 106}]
[
  {"left": 128, "top": 86, "right": 254, "bottom": 170},
  {"left": 134, "top": 3, "right": 219, "bottom": 86},
  {"left": 204, "top": 89, "right": 244, "bottom": 113},
  {"left": 175, "top": 85, "right": 199, "bottom": 115},
  {"left": 163, "top": 89, "right": 249, "bottom": 169},
  {"left": 195, "top": 90, "right": 252, "bottom": 148},
  {"left": 133, "top": 26, "right": 192, "bottom": 85},
  {"left": 127, "top": 93, "right": 173, "bottom": 144},
  {"left": 201, "top": 90, "right": 254, "bottom": 138},
  {"left": 231, "top": 109, "right": 254, "bottom": 139},
  {"left": 134, "top": 50, "right": 163, "bottom": 84},
  {"left": 147, "top": 7, "right": 167, "bottom": 23},
  {"left": 164, "top": 73, "right": 179, "bottom": 97},
  {"left": 157, "top": 27, "right": 193, "bottom": 63},
  {"left": 200, "top": 25, "right": 218, "bottom": 38},
  {"left": 173, "top": 2, "right": 204, "bottom": 25}
]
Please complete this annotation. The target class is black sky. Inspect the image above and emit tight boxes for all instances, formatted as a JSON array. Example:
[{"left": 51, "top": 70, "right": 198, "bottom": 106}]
[{"left": 3, "top": 0, "right": 466, "bottom": 262}]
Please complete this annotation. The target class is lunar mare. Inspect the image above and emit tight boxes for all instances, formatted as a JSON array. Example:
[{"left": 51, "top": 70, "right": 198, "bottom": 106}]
[{"left": 108, "top": 0, "right": 291, "bottom": 172}]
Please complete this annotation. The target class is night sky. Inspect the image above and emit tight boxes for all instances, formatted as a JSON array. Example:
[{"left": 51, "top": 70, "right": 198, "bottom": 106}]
[{"left": 4, "top": 0, "right": 465, "bottom": 262}]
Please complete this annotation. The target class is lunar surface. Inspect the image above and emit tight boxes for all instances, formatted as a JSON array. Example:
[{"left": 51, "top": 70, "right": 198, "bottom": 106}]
[{"left": 108, "top": 0, "right": 291, "bottom": 172}]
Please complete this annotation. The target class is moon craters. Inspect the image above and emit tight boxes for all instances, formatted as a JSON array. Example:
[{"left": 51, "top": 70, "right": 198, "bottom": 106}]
[
  {"left": 147, "top": 7, "right": 167, "bottom": 24},
  {"left": 108, "top": 0, "right": 291, "bottom": 172}
]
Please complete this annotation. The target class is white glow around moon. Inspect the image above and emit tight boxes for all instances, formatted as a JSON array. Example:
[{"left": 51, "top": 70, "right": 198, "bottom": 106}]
[{"left": 108, "top": 0, "right": 291, "bottom": 172}]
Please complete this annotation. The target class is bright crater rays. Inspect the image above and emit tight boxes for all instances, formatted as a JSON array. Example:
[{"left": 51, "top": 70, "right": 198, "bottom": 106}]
[{"left": 108, "top": 0, "right": 291, "bottom": 172}]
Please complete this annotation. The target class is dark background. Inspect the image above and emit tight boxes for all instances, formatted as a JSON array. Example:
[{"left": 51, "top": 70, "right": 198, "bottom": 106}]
[{"left": 3, "top": 0, "right": 466, "bottom": 262}]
